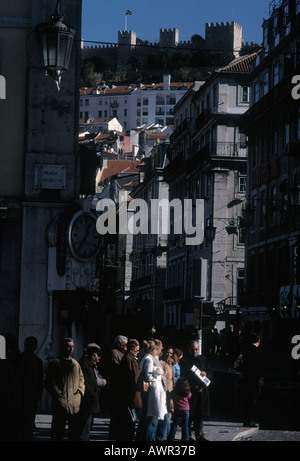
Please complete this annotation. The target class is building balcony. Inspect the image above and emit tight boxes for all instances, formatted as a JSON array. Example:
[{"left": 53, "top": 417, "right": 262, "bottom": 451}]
[
  {"left": 163, "top": 285, "right": 184, "bottom": 300},
  {"left": 195, "top": 141, "right": 245, "bottom": 160},
  {"left": 130, "top": 274, "right": 152, "bottom": 290}
]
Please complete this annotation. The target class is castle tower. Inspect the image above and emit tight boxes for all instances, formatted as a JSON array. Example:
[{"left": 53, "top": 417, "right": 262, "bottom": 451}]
[
  {"left": 117, "top": 30, "right": 136, "bottom": 69},
  {"left": 205, "top": 21, "right": 242, "bottom": 58},
  {"left": 159, "top": 28, "right": 179, "bottom": 48}
]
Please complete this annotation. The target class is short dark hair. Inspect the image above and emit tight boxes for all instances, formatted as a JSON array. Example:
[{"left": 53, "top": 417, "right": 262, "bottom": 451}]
[
  {"left": 174, "top": 377, "right": 191, "bottom": 397},
  {"left": 24, "top": 336, "right": 38, "bottom": 351},
  {"left": 62, "top": 337, "right": 74, "bottom": 346},
  {"left": 249, "top": 332, "right": 260, "bottom": 344}
]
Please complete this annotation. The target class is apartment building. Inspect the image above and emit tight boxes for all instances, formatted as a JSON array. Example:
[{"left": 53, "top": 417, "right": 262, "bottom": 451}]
[
  {"left": 240, "top": 0, "right": 300, "bottom": 349},
  {"left": 79, "top": 75, "right": 192, "bottom": 131},
  {"left": 163, "top": 53, "right": 258, "bottom": 339}
]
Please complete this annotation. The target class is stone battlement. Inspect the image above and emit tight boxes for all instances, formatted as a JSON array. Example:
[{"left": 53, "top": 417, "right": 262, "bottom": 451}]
[{"left": 206, "top": 21, "right": 242, "bottom": 29}]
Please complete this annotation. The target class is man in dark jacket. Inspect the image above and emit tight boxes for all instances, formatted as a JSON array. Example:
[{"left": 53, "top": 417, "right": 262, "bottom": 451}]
[
  {"left": 117, "top": 339, "right": 141, "bottom": 441},
  {"left": 20, "top": 336, "right": 43, "bottom": 440},
  {"left": 77, "top": 343, "right": 106, "bottom": 441},
  {"left": 242, "top": 332, "right": 263, "bottom": 428},
  {"left": 180, "top": 340, "right": 211, "bottom": 441}
]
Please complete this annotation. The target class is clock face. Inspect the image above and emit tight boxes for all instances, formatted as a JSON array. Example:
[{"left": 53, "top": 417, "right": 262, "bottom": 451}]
[{"left": 68, "top": 211, "right": 100, "bottom": 261}]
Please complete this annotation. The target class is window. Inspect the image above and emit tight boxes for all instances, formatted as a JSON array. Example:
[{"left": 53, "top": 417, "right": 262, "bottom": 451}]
[
  {"left": 273, "top": 63, "right": 279, "bottom": 86},
  {"left": 237, "top": 269, "right": 245, "bottom": 300},
  {"left": 260, "top": 190, "right": 266, "bottom": 227},
  {"left": 98, "top": 110, "right": 102, "bottom": 118},
  {"left": 166, "top": 95, "right": 176, "bottom": 105},
  {"left": 263, "top": 25, "right": 268, "bottom": 47},
  {"left": 85, "top": 99, "right": 89, "bottom": 106},
  {"left": 143, "top": 98, "right": 149, "bottom": 106},
  {"left": 251, "top": 194, "right": 257, "bottom": 229},
  {"left": 254, "top": 81, "right": 260, "bottom": 102},
  {"left": 270, "top": 184, "right": 277, "bottom": 216},
  {"left": 156, "top": 107, "right": 165, "bottom": 115},
  {"left": 283, "top": 3, "right": 289, "bottom": 25},
  {"left": 263, "top": 71, "right": 269, "bottom": 95},
  {"left": 284, "top": 123, "right": 290, "bottom": 147},
  {"left": 241, "top": 86, "right": 249, "bottom": 102},
  {"left": 213, "top": 86, "right": 217, "bottom": 107},
  {"left": 239, "top": 176, "right": 247, "bottom": 193},
  {"left": 156, "top": 95, "right": 165, "bottom": 105},
  {"left": 238, "top": 227, "right": 246, "bottom": 245},
  {"left": 297, "top": 0, "right": 300, "bottom": 14},
  {"left": 273, "top": 14, "right": 278, "bottom": 37}
]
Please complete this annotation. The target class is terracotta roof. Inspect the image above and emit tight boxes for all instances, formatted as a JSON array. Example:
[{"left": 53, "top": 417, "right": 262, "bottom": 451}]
[
  {"left": 94, "top": 132, "right": 113, "bottom": 142},
  {"left": 80, "top": 118, "right": 113, "bottom": 124},
  {"left": 80, "top": 86, "right": 134, "bottom": 96},
  {"left": 97, "top": 159, "right": 140, "bottom": 184},
  {"left": 218, "top": 51, "right": 261, "bottom": 73},
  {"left": 123, "top": 181, "right": 139, "bottom": 187},
  {"left": 146, "top": 133, "right": 170, "bottom": 140},
  {"left": 139, "top": 82, "right": 193, "bottom": 91}
]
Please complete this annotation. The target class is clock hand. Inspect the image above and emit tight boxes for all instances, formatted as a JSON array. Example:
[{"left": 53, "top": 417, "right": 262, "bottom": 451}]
[{"left": 78, "top": 228, "right": 89, "bottom": 250}]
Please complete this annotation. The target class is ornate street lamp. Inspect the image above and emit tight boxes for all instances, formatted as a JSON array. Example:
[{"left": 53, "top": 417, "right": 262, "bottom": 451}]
[
  {"left": 36, "top": 0, "right": 75, "bottom": 90},
  {"left": 204, "top": 218, "right": 216, "bottom": 242}
]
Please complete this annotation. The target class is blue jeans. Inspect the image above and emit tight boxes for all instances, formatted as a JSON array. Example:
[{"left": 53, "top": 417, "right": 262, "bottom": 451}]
[
  {"left": 156, "top": 413, "right": 170, "bottom": 441},
  {"left": 169, "top": 409, "right": 190, "bottom": 441},
  {"left": 145, "top": 416, "right": 159, "bottom": 441}
]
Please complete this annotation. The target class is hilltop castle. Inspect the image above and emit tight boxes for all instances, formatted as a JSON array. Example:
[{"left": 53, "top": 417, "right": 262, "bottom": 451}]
[{"left": 82, "top": 21, "right": 258, "bottom": 79}]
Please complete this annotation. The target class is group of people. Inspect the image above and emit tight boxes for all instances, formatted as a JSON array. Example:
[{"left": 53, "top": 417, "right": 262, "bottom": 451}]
[
  {"left": 42, "top": 335, "right": 212, "bottom": 442},
  {"left": 0, "top": 329, "right": 264, "bottom": 442},
  {"left": 107, "top": 336, "right": 211, "bottom": 442}
]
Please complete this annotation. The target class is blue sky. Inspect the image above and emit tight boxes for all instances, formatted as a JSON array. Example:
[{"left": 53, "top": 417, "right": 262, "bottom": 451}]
[{"left": 81, "top": 0, "right": 272, "bottom": 47}]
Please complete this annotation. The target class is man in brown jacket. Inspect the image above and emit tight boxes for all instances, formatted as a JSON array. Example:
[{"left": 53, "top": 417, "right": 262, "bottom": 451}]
[{"left": 45, "top": 337, "right": 85, "bottom": 441}]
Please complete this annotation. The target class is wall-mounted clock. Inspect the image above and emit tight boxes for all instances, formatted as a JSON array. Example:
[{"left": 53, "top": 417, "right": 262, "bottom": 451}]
[{"left": 68, "top": 210, "right": 101, "bottom": 262}]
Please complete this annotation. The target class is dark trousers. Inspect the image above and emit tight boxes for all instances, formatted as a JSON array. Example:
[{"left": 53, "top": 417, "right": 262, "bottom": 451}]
[
  {"left": 136, "top": 391, "right": 148, "bottom": 441},
  {"left": 20, "top": 400, "right": 38, "bottom": 441},
  {"left": 109, "top": 398, "right": 123, "bottom": 440},
  {"left": 76, "top": 413, "right": 94, "bottom": 441},
  {"left": 50, "top": 409, "right": 80, "bottom": 441},
  {"left": 243, "top": 381, "right": 262, "bottom": 424},
  {"left": 189, "top": 392, "right": 204, "bottom": 438}
]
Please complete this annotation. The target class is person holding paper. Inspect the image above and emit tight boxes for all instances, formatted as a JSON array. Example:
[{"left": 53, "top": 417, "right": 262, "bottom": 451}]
[{"left": 180, "top": 340, "right": 211, "bottom": 441}]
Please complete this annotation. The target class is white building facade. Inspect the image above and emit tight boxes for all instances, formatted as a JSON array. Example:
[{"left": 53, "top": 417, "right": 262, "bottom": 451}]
[{"left": 80, "top": 75, "right": 192, "bottom": 131}]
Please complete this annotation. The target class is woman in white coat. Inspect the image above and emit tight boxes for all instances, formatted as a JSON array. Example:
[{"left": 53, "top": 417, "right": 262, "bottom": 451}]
[{"left": 138, "top": 340, "right": 167, "bottom": 441}]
